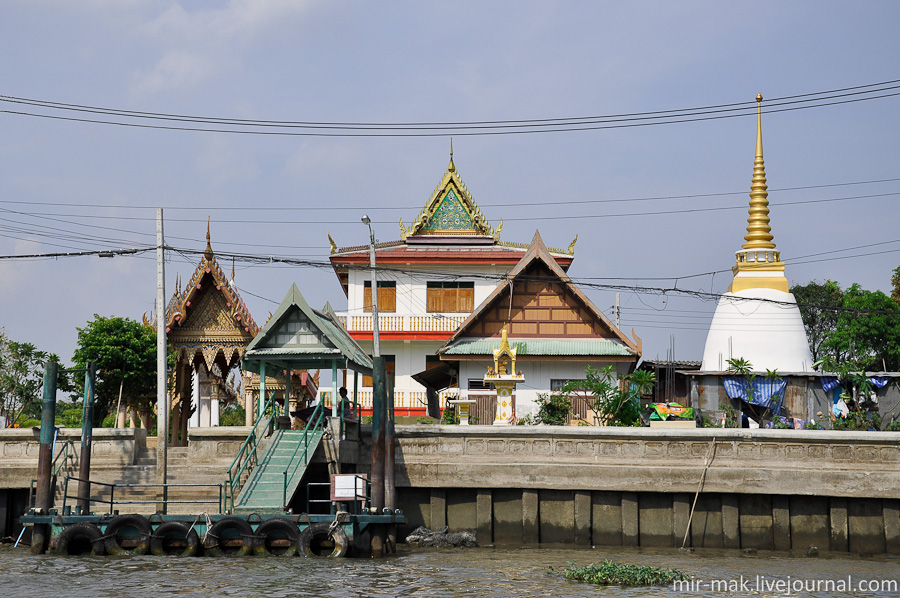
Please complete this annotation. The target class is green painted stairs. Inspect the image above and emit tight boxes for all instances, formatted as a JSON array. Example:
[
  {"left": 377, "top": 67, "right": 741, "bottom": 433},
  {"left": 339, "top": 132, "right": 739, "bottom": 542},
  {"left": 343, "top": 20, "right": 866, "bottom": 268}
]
[{"left": 232, "top": 428, "right": 324, "bottom": 514}]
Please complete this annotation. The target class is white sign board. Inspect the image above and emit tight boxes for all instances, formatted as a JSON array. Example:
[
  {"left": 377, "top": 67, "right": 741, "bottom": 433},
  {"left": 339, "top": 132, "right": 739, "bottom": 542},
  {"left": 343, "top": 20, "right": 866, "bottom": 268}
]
[{"left": 331, "top": 474, "right": 367, "bottom": 501}]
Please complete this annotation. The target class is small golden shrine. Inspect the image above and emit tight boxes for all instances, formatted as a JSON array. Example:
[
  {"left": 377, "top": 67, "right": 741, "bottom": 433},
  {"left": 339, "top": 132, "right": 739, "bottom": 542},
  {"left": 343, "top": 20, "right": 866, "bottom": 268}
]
[{"left": 484, "top": 328, "right": 524, "bottom": 425}]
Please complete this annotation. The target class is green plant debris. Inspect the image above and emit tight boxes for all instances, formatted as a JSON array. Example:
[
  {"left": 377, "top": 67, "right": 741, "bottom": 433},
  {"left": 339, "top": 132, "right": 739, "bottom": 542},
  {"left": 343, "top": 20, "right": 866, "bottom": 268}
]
[{"left": 558, "top": 560, "right": 689, "bottom": 587}]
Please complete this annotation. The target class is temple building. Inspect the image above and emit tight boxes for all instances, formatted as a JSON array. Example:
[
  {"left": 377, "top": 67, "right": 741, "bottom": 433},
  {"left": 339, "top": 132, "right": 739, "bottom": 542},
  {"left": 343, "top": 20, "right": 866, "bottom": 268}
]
[
  {"left": 328, "top": 148, "right": 576, "bottom": 415},
  {"left": 164, "top": 224, "right": 259, "bottom": 442},
  {"left": 435, "top": 231, "right": 641, "bottom": 422},
  {"left": 700, "top": 94, "right": 813, "bottom": 374}
]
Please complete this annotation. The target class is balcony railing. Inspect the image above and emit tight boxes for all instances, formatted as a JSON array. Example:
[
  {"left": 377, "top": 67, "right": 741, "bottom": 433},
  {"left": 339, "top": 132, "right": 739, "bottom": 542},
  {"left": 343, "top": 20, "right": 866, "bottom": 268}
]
[
  {"left": 336, "top": 313, "right": 467, "bottom": 333},
  {"left": 320, "top": 389, "right": 460, "bottom": 412}
]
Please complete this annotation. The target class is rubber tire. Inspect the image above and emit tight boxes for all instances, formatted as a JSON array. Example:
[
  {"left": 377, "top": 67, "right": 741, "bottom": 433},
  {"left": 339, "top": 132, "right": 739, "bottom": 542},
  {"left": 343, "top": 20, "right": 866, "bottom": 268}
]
[
  {"left": 103, "top": 514, "right": 152, "bottom": 556},
  {"left": 204, "top": 517, "right": 253, "bottom": 557},
  {"left": 254, "top": 518, "right": 300, "bottom": 556},
  {"left": 150, "top": 521, "right": 201, "bottom": 557},
  {"left": 56, "top": 522, "right": 105, "bottom": 556},
  {"left": 298, "top": 522, "right": 350, "bottom": 558}
]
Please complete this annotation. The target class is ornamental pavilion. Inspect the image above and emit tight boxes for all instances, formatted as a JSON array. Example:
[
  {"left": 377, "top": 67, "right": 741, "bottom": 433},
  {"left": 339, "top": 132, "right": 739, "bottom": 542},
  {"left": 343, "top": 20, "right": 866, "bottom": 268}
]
[
  {"left": 327, "top": 147, "right": 577, "bottom": 416},
  {"left": 163, "top": 224, "right": 259, "bottom": 443}
]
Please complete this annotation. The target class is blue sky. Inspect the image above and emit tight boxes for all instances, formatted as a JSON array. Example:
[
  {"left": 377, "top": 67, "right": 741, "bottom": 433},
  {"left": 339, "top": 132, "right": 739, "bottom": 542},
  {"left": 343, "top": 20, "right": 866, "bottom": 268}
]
[{"left": 2, "top": 1, "right": 899, "bottom": 365}]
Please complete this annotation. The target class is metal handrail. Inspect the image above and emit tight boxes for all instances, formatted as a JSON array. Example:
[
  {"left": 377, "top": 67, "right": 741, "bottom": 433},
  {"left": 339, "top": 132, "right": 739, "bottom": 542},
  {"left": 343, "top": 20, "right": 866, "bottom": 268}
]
[
  {"left": 224, "top": 391, "right": 276, "bottom": 512},
  {"left": 52, "top": 439, "right": 77, "bottom": 476},
  {"left": 61, "top": 476, "right": 223, "bottom": 515},
  {"left": 281, "top": 401, "right": 327, "bottom": 510}
]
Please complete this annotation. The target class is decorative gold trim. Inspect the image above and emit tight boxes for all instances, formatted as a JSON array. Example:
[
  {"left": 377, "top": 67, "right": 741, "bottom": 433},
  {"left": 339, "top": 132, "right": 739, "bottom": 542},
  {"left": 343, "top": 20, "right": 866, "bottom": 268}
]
[
  {"left": 728, "top": 275, "right": 789, "bottom": 293},
  {"left": 328, "top": 233, "right": 337, "bottom": 255},
  {"left": 567, "top": 234, "right": 578, "bottom": 255}
]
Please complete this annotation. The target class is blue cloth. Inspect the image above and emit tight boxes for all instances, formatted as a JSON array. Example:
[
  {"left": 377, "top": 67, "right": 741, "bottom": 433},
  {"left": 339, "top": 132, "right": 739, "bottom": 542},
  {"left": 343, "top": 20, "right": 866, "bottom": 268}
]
[
  {"left": 868, "top": 376, "right": 891, "bottom": 389},
  {"left": 723, "top": 376, "right": 786, "bottom": 415},
  {"left": 820, "top": 376, "right": 842, "bottom": 392}
]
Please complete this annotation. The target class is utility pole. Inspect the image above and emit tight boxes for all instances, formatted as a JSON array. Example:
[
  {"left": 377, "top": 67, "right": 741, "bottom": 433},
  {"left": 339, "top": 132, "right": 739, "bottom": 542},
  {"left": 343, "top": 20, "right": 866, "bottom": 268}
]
[
  {"left": 362, "top": 214, "right": 387, "bottom": 557},
  {"left": 156, "top": 208, "right": 168, "bottom": 490}
]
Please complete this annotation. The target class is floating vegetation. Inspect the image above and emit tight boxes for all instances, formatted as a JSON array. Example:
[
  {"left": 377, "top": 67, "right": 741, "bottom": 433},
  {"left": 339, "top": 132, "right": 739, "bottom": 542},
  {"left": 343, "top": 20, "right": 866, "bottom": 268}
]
[{"left": 557, "top": 560, "right": 689, "bottom": 587}]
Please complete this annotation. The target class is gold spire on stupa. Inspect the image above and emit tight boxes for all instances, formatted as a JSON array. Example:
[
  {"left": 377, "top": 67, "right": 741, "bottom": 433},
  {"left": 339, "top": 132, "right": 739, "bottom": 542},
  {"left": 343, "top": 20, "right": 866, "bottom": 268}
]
[
  {"left": 448, "top": 138, "right": 456, "bottom": 173},
  {"left": 728, "top": 93, "right": 789, "bottom": 293}
]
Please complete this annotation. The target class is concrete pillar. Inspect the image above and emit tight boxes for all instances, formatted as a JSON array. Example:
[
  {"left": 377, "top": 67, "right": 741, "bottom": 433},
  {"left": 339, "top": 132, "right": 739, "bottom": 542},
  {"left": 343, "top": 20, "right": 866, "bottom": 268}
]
[
  {"left": 574, "top": 490, "right": 591, "bottom": 546},
  {"left": 430, "top": 489, "right": 446, "bottom": 530},
  {"left": 830, "top": 497, "right": 848, "bottom": 552},
  {"left": 673, "top": 493, "right": 692, "bottom": 548},
  {"left": 722, "top": 494, "right": 740, "bottom": 549},
  {"left": 773, "top": 495, "right": 791, "bottom": 551},
  {"left": 621, "top": 491, "right": 639, "bottom": 547},
  {"left": 476, "top": 489, "right": 492, "bottom": 544},
  {"left": 523, "top": 489, "right": 539, "bottom": 544},
  {"left": 883, "top": 499, "right": 900, "bottom": 555}
]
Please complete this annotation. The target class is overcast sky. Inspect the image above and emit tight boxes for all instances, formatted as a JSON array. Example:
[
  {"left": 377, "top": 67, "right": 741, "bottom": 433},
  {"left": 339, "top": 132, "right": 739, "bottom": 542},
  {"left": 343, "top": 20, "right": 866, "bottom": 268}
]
[{"left": 2, "top": 1, "right": 899, "bottom": 368}]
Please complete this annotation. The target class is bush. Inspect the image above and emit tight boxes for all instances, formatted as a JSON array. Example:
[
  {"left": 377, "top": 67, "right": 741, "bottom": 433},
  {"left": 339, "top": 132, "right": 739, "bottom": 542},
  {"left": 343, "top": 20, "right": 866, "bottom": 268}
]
[
  {"left": 219, "top": 403, "right": 246, "bottom": 427},
  {"left": 440, "top": 407, "right": 458, "bottom": 425},
  {"left": 558, "top": 560, "right": 689, "bottom": 587},
  {"left": 535, "top": 392, "right": 570, "bottom": 425}
]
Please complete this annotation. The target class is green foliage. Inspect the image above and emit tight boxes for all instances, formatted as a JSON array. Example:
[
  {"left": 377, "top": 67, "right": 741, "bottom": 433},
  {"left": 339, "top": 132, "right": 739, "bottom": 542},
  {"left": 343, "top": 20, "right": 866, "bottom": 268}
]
[
  {"left": 559, "top": 560, "right": 688, "bottom": 587},
  {"left": 791, "top": 280, "right": 845, "bottom": 363},
  {"left": 0, "top": 330, "right": 72, "bottom": 426},
  {"left": 562, "top": 365, "right": 652, "bottom": 427},
  {"left": 72, "top": 315, "right": 159, "bottom": 427},
  {"left": 415, "top": 417, "right": 436, "bottom": 424},
  {"left": 719, "top": 403, "right": 740, "bottom": 428},
  {"left": 820, "top": 284, "right": 900, "bottom": 371},
  {"left": 535, "top": 392, "right": 571, "bottom": 425},
  {"left": 440, "top": 407, "right": 458, "bottom": 425},
  {"left": 55, "top": 400, "right": 84, "bottom": 428},
  {"left": 891, "top": 265, "right": 900, "bottom": 305},
  {"left": 219, "top": 403, "right": 246, "bottom": 427},
  {"left": 832, "top": 411, "right": 881, "bottom": 431},
  {"left": 884, "top": 420, "right": 900, "bottom": 432}
]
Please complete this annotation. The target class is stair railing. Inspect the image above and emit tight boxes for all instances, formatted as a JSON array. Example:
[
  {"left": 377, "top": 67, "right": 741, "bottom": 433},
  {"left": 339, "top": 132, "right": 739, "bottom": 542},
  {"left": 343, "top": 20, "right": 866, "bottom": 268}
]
[
  {"left": 52, "top": 439, "right": 77, "bottom": 476},
  {"left": 224, "top": 390, "right": 276, "bottom": 512},
  {"left": 281, "top": 401, "right": 327, "bottom": 510}
]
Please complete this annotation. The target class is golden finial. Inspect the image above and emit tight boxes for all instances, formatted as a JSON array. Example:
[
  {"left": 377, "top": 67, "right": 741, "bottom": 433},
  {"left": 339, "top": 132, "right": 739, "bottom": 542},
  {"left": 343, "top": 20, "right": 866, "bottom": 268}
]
[
  {"left": 448, "top": 138, "right": 456, "bottom": 173},
  {"left": 567, "top": 234, "right": 578, "bottom": 254},
  {"left": 742, "top": 92, "right": 775, "bottom": 250},
  {"left": 205, "top": 217, "right": 214, "bottom": 260},
  {"left": 327, "top": 232, "right": 337, "bottom": 254},
  {"left": 231, "top": 257, "right": 235, "bottom": 281}
]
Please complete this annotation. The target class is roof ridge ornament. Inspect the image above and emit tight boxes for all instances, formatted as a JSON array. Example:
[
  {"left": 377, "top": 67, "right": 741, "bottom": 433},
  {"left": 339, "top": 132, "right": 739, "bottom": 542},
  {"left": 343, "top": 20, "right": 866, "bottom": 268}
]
[
  {"left": 205, "top": 217, "right": 214, "bottom": 261},
  {"left": 448, "top": 138, "right": 455, "bottom": 173}
]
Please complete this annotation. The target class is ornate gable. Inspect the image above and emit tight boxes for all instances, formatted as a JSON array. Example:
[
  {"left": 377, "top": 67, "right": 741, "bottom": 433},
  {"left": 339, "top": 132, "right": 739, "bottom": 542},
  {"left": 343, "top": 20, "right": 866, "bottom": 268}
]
[
  {"left": 400, "top": 147, "right": 501, "bottom": 240},
  {"left": 165, "top": 223, "right": 260, "bottom": 370}
]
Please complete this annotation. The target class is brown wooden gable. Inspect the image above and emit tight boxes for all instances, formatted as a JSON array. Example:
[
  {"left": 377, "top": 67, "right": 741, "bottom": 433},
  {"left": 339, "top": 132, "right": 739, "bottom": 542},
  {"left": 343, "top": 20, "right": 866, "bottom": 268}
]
[{"left": 459, "top": 262, "right": 618, "bottom": 339}]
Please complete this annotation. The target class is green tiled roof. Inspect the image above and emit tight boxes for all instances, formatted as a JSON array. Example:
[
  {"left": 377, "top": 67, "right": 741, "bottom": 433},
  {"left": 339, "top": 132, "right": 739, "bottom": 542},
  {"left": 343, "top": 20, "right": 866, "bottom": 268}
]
[{"left": 442, "top": 338, "right": 635, "bottom": 357}]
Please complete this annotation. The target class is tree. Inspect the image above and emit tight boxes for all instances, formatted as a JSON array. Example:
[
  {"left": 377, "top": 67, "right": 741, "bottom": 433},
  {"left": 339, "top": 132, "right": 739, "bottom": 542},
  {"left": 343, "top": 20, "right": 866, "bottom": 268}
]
[
  {"left": 791, "top": 280, "right": 844, "bottom": 364},
  {"left": 72, "top": 315, "right": 157, "bottom": 427},
  {"left": 821, "top": 284, "right": 900, "bottom": 372},
  {"left": 0, "top": 330, "right": 71, "bottom": 426}
]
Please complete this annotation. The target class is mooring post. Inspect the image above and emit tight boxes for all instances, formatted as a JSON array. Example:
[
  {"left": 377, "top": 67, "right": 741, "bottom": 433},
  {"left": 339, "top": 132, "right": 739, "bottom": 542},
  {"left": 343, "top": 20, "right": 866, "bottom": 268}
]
[
  {"left": 32, "top": 361, "right": 58, "bottom": 554},
  {"left": 77, "top": 362, "right": 96, "bottom": 514},
  {"left": 385, "top": 372, "right": 397, "bottom": 551},
  {"left": 370, "top": 356, "right": 386, "bottom": 557}
]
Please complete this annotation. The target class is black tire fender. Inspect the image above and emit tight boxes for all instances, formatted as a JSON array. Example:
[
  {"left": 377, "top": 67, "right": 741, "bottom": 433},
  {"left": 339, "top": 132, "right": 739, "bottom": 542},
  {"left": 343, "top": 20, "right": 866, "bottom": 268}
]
[
  {"left": 253, "top": 518, "right": 300, "bottom": 556},
  {"left": 55, "top": 522, "right": 105, "bottom": 556},
  {"left": 298, "top": 522, "right": 349, "bottom": 558},
  {"left": 204, "top": 516, "right": 253, "bottom": 557},
  {"left": 150, "top": 521, "right": 200, "bottom": 557},
  {"left": 103, "top": 514, "right": 152, "bottom": 556}
]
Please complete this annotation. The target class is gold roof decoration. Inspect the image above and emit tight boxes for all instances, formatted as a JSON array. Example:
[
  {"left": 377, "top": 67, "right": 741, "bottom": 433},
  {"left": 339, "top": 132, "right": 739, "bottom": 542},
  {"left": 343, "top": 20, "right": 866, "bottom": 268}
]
[
  {"left": 165, "top": 223, "right": 260, "bottom": 342},
  {"left": 328, "top": 232, "right": 337, "bottom": 255},
  {"left": 399, "top": 145, "right": 499, "bottom": 240},
  {"left": 486, "top": 328, "right": 523, "bottom": 379},
  {"left": 567, "top": 234, "right": 578, "bottom": 255}
]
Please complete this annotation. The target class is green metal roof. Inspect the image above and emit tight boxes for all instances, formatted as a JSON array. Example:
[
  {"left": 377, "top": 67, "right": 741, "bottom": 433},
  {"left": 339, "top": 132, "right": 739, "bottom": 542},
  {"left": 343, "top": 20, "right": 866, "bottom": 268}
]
[{"left": 441, "top": 338, "right": 635, "bottom": 357}]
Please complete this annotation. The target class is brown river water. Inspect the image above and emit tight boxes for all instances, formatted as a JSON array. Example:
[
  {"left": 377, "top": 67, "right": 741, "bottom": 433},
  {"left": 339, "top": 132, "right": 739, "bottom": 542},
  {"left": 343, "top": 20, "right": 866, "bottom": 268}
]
[{"left": 1, "top": 544, "right": 898, "bottom": 598}]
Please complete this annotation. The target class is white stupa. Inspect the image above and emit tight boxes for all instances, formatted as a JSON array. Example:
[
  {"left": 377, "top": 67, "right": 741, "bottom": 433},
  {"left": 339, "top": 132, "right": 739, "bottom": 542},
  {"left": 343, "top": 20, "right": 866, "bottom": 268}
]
[{"left": 701, "top": 94, "right": 813, "bottom": 373}]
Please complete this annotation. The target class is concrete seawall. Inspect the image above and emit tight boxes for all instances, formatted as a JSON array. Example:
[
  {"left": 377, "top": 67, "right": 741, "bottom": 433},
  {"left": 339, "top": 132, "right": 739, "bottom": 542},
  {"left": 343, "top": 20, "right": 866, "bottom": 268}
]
[{"left": 392, "top": 426, "right": 900, "bottom": 554}]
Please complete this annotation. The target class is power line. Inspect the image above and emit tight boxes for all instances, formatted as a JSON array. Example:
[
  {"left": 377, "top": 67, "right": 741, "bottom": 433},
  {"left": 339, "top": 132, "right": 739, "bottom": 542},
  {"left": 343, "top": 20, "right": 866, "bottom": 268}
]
[{"left": 3, "top": 83, "right": 899, "bottom": 137}]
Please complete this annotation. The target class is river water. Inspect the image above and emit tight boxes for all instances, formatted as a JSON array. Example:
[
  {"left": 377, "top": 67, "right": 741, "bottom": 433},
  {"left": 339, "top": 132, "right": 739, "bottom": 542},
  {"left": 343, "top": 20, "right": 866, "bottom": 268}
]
[{"left": 1, "top": 544, "right": 898, "bottom": 598}]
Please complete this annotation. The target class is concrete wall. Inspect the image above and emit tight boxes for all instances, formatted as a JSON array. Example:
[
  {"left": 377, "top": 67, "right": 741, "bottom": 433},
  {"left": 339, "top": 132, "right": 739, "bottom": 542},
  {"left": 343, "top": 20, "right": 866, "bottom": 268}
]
[{"left": 390, "top": 425, "right": 900, "bottom": 553}]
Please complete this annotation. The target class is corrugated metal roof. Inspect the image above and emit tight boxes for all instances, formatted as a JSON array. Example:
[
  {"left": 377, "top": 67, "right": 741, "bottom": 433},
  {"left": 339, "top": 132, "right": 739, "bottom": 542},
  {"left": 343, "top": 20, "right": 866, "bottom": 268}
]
[{"left": 441, "top": 338, "right": 635, "bottom": 356}]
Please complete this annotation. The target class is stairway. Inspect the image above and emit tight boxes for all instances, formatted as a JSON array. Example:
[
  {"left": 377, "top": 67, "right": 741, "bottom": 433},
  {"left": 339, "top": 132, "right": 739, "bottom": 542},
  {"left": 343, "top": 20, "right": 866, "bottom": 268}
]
[{"left": 232, "top": 428, "right": 324, "bottom": 514}]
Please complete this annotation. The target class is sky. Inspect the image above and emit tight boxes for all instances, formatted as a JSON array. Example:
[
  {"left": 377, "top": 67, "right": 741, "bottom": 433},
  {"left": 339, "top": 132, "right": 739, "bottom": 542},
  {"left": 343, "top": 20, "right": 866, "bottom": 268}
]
[{"left": 1, "top": 1, "right": 899, "bottom": 368}]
